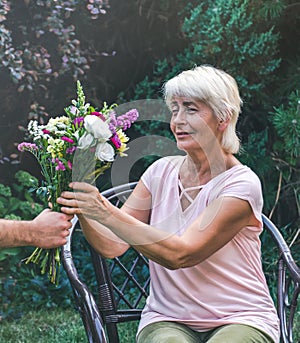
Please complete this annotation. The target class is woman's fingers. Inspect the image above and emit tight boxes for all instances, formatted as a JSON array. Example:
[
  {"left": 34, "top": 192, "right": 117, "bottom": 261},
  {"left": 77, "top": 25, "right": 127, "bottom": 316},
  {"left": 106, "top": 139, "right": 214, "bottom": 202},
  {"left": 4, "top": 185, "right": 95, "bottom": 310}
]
[
  {"left": 69, "top": 182, "right": 97, "bottom": 193},
  {"left": 60, "top": 206, "right": 80, "bottom": 215},
  {"left": 57, "top": 182, "right": 106, "bottom": 220},
  {"left": 59, "top": 191, "right": 75, "bottom": 199}
]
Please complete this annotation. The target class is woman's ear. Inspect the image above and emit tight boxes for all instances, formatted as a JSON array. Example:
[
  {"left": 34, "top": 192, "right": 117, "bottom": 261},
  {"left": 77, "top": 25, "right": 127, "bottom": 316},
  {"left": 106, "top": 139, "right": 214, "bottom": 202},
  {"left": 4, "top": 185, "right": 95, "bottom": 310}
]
[{"left": 217, "top": 119, "right": 230, "bottom": 132}]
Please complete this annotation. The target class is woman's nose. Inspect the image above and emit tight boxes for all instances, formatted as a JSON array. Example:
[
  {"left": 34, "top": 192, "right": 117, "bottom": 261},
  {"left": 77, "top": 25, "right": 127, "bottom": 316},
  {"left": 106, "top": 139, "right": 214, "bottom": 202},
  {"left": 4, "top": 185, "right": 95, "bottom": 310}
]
[{"left": 172, "top": 108, "right": 187, "bottom": 124}]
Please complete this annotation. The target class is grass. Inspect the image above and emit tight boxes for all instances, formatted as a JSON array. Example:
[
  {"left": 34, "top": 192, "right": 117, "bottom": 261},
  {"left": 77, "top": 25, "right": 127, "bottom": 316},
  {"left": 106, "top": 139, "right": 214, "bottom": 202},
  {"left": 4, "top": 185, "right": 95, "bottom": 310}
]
[
  {"left": 0, "top": 308, "right": 138, "bottom": 343},
  {"left": 1, "top": 308, "right": 299, "bottom": 342},
  {"left": 0, "top": 309, "right": 87, "bottom": 343}
]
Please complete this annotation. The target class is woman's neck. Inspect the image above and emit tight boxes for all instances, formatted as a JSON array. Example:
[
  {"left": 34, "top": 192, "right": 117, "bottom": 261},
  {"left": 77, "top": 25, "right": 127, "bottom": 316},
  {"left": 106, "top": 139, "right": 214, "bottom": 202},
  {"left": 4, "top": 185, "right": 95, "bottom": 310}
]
[{"left": 181, "top": 150, "right": 240, "bottom": 187}]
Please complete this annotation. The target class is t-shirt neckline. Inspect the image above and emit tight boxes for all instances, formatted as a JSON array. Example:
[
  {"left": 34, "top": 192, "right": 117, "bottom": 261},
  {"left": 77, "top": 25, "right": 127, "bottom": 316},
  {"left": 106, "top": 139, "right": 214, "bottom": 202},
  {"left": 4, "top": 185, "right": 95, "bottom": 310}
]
[{"left": 175, "top": 156, "right": 245, "bottom": 213}]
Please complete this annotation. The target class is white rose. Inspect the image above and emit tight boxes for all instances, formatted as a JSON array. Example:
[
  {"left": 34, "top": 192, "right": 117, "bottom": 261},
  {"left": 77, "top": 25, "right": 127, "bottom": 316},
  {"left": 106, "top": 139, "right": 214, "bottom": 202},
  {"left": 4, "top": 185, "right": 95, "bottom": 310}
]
[
  {"left": 78, "top": 132, "right": 95, "bottom": 149},
  {"left": 84, "top": 115, "right": 112, "bottom": 141},
  {"left": 95, "top": 142, "right": 115, "bottom": 162}
]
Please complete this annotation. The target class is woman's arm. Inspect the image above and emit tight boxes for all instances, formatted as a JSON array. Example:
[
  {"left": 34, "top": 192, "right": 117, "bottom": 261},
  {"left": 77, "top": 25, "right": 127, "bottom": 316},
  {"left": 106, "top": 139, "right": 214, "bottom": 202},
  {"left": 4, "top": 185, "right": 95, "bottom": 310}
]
[
  {"left": 75, "top": 216, "right": 130, "bottom": 258},
  {"left": 62, "top": 180, "right": 152, "bottom": 258},
  {"left": 58, "top": 182, "right": 258, "bottom": 268}
]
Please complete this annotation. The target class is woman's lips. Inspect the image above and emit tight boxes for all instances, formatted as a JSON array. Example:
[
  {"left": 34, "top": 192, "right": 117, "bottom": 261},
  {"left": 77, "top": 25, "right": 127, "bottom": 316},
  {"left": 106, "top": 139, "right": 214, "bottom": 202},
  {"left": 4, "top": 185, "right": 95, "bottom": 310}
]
[{"left": 176, "top": 131, "right": 193, "bottom": 137}]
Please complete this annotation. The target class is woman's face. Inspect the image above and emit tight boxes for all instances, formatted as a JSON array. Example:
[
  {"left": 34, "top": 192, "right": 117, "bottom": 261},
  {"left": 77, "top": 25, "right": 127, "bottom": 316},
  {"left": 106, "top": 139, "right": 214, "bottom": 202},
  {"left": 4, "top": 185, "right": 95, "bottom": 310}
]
[{"left": 170, "top": 96, "right": 222, "bottom": 153}]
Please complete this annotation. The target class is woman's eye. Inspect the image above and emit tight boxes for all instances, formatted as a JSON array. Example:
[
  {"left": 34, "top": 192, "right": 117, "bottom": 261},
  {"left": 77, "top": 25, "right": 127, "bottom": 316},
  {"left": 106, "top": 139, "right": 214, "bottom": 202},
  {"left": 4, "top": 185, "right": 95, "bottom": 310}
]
[
  {"left": 186, "top": 108, "right": 197, "bottom": 114},
  {"left": 171, "top": 108, "right": 179, "bottom": 115}
]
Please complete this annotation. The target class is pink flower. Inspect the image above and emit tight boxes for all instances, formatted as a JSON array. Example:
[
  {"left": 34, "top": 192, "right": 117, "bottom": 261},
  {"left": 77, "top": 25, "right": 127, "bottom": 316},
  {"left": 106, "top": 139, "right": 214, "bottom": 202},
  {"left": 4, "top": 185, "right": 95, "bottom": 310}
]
[
  {"left": 53, "top": 158, "right": 66, "bottom": 171},
  {"left": 43, "top": 129, "right": 51, "bottom": 134},
  {"left": 91, "top": 111, "right": 105, "bottom": 121},
  {"left": 17, "top": 142, "right": 38, "bottom": 152},
  {"left": 67, "top": 161, "right": 72, "bottom": 170},
  {"left": 61, "top": 136, "right": 74, "bottom": 144},
  {"left": 110, "top": 134, "right": 121, "bottom": 149},
  {"left": 66, "top": 146, "right": 76, "bottom": 154}
]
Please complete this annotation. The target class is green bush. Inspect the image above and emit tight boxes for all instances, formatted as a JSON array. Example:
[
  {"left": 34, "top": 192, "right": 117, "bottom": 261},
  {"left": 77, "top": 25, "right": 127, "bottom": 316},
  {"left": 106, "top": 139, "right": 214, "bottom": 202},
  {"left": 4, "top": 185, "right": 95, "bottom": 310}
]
[{"left": 0, "top": 171, "right": 82, "bottom": 319}]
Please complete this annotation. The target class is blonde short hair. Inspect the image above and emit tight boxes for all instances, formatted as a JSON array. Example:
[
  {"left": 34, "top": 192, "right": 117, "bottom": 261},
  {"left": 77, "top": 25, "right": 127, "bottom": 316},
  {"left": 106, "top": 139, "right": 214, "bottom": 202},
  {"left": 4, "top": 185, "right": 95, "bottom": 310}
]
[{"left": 163, "top": 65, "right": 242, "bottom": 154}]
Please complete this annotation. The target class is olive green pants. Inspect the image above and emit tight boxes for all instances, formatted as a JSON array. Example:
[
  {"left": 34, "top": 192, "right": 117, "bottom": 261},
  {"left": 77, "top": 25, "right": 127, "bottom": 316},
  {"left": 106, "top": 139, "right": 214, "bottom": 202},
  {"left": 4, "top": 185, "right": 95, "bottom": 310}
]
[{"left": 137, "top": 321, "right": 275, "bottom": 343}]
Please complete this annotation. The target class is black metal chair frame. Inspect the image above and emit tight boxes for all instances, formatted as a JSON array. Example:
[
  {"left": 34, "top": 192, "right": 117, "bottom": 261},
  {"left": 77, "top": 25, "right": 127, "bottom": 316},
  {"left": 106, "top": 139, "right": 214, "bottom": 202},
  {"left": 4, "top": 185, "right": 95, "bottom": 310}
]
[{"left": 61, "top": 182, "right": 300, "bottom": 343}]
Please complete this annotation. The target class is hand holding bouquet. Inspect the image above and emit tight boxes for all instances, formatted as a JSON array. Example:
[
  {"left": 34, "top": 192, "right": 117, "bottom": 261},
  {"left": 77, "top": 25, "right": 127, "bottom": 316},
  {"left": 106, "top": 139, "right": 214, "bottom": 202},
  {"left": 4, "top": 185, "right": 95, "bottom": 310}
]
[{"left": 18, "top": 81, "right": 138, "bottom": 284}]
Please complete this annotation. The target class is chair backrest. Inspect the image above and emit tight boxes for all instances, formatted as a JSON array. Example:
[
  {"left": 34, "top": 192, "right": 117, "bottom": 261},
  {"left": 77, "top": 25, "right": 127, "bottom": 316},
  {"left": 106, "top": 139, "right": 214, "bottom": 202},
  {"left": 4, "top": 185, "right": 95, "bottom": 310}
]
[
  {"left": 261, "top": 215, "right": 300, "bottom": 343},
  {"left": 62, "top": 182, "right": 300, "bottom": 343}
]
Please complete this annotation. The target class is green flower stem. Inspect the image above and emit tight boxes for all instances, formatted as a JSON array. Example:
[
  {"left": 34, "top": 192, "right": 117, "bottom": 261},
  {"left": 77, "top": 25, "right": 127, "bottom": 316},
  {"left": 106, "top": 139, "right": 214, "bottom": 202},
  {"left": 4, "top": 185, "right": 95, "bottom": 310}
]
[
  {"left": 25, "top": 247, "right": 40, "bottom": 264},
  {"left": 55, "top": 247, "right": 60, "bottom": 262},
  {"left": 33, "top": 247, "right": 43, "bottom": 263},
  {"left": 41, "top": 251, "right": 49, "bottom": 274}
]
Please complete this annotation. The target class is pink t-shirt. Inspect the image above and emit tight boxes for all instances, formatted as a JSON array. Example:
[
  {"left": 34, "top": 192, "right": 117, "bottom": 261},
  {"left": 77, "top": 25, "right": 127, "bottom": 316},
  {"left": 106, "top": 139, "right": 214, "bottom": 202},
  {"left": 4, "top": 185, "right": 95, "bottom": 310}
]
[{"left": 138, "top": 156, "right": 280, "bottom": 343}]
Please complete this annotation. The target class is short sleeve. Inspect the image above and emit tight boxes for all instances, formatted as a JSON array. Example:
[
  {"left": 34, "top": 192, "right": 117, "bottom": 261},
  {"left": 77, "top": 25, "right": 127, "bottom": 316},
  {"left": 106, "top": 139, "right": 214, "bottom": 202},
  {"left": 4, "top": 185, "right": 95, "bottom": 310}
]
[
  {"left": 140, "top": 156, "right": 183, "bottom": 195},
  {"left": 140, "top": 158, "right": 163, "bottom": 193},
  {"left": 219, "top": 167, "right": 263, "bottom": 227}
]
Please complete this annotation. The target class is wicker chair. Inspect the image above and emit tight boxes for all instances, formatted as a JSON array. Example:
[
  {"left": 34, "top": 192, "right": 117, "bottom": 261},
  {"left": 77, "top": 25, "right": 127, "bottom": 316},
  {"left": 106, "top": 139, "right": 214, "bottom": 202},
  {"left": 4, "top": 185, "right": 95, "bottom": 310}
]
[{"left": 61, "top": 182, "right": 300, "bottom": 343}]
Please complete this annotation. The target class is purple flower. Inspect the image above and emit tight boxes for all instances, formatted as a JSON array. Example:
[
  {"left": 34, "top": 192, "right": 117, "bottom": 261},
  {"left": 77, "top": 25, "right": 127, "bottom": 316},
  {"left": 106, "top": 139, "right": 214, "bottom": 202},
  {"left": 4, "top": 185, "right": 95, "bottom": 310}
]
[
  {"left": 73, "top": 117, "right": 84, "bottom": 128},
  {"left": 115, "top": 109, "right": 139, "bottom": 130},
  {"left": 61, "top": 136, "right": 75, "bottom": 144},
  {"left": 66, "top": 146, "right": 76, "bottom": 154},
  {"left": 69, "top": 105, "right": 78, "bottom": 115},
  {"left": 17, "top": 142, "right": 38, "bottom": 152},
  {"left": 43, "top": 129, "right": 51, "bottom": 134},
  {"left": 109, "top": 111, "right": 117, "bottom": 128},
  {"left": 109, "top": 124, "right": 116, "bottom": 135},
  {"left": 110, "top": 134, "right": 121, "bottom": 149}
]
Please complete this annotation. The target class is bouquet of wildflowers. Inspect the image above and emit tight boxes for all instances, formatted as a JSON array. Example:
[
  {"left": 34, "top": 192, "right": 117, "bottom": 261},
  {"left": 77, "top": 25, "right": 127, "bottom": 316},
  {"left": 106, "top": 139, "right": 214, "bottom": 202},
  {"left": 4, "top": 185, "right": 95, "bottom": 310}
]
[{"left": 18, "top": 81, "right": 138, "bottom": 284}]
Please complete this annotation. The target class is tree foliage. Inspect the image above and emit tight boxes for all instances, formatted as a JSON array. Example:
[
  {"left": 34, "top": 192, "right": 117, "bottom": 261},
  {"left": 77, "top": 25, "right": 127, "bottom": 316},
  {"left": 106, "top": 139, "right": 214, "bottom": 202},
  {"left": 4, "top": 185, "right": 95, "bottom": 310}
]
[{"left": 0, "top": 0, "right": 186, "bottom": 179}]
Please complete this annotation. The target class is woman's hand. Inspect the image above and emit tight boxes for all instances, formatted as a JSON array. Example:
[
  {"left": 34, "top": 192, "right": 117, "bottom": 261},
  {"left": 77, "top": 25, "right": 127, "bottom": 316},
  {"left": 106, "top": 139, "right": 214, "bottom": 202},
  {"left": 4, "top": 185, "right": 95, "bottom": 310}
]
[{"left": 57, "top": 182, "right": 111, "bottom": 222}]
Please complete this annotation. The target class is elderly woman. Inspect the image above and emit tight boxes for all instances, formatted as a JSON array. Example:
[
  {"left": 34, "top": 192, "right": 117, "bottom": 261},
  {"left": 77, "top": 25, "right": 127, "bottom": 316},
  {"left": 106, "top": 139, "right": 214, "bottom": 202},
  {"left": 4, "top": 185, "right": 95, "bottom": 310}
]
[{"left": 58, "top": 65, "right": 279, "bottom": 343}]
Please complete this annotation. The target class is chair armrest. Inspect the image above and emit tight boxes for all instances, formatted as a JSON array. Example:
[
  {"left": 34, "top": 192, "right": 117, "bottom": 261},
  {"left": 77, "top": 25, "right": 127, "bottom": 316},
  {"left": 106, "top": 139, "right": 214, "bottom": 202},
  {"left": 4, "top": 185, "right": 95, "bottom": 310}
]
[{"left": 262, "top": 215, "right": 300, "bottom": 343}]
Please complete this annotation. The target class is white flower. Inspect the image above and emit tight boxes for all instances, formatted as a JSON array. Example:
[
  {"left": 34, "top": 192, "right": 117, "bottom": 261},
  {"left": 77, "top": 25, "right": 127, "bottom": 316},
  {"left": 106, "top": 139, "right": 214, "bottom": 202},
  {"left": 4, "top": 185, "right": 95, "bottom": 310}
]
[
  {"left": 84, "top": 115, "right": 112, "bottom": 141},
  {"left": 45, "top": 116, "right": 70, "bottom": 135},
  {"left": 95, "top": 142, "right": 115, "bottom": 162},
  {"left": 28, "top": 120, "right": 44, "bottom": 140},
  {"left": 78, "top": 132, "right": 96, "bottom": 149}
]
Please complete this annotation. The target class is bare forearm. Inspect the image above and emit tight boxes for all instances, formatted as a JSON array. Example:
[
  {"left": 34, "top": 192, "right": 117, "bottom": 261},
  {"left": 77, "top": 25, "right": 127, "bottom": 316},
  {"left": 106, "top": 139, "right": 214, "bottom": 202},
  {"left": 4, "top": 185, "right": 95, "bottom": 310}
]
[
  {"left": 78, "top": 215, "right": 130, "bottom": 258},
  {"left": 0, "top": 220, "right": 34, "bottom": 248},
  {"left": 101, "top": 205, "right": 183, "bottom": 268},
  {"left": 0, "top": 209, "right": 73, "bottom": 249}
]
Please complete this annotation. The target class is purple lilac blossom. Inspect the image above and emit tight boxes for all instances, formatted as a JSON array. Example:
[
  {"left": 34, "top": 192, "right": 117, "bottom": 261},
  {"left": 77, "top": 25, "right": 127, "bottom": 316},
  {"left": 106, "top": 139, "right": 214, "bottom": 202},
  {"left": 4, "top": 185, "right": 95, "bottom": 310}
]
[
  {"left": 109, "top": 111, "right": 117, "bottom": 128},
  {"left": 116, "top": 109, "right": 139, "bottom": 130},
  {"left": 109, "top": 124, "right": 116, "bottom": 135}
]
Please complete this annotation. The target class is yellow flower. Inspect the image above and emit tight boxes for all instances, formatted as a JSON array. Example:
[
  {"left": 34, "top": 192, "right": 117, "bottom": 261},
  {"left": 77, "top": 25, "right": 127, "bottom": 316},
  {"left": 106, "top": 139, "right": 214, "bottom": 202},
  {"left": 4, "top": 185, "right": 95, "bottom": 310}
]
[
  {"left": 46, "top": 116, "right": 71, "bottom": 134},
  {"left": 116, "top": 130, "right": 129, "bottom": 156},
  {"left": 48, "top": 116, "right": 70, "bottom": 126},
  {"left": 117, "top": 129, "right": 129, "bottom": 143},
  {"left": 47, "top": 138, "right": 65, "bottom": 158},
  {"left": 118, "top": 143, "right": 129, "bottom": 156}
]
